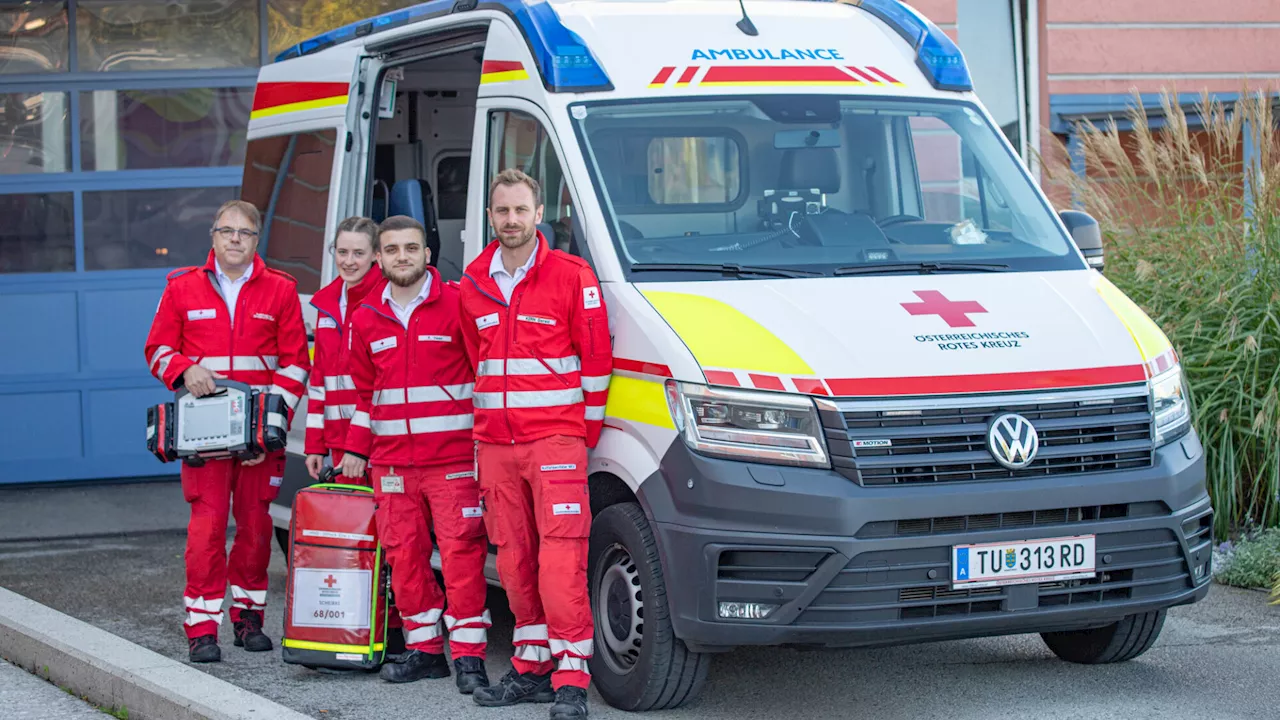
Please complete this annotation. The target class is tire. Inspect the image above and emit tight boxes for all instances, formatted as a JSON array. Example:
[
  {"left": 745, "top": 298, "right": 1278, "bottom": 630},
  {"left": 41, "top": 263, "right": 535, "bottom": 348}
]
[
  {"left": 275, "top": 527, "right": 290, "bottom": 556},
  {"left": 1040, "top": 610, "right": 1167, "bottom": 664},
  {"left": 588, "top": 503, "right": 709, "bottom": 711}
]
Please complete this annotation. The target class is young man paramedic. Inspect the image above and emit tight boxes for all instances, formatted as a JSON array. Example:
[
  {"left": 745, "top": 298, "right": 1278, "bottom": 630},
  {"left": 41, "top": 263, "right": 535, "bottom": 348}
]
[
  {"left": 461, "top": 169, "right": 613, "bottom": 720},
  {"left": 340, "top": 215, "right": 491, "bottom": 691},
  {"left": 304, "top": 216, "right": 384, "bottom": 480},
  {"left": 144, "top": 199, "right": 310, "bottom": 663}
]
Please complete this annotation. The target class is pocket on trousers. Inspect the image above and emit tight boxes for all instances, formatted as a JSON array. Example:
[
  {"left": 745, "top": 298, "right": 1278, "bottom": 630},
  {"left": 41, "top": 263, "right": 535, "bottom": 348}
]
[
  {"left": 476, "top": 485, "right": 503, "bottom": 547},
  {"left": 261, "top": 453, "right": 285, "bottom": 502},
  {"left": 541, "top": 482, "right": 591, "bottom": 539},
  {"left": 180, "top": 471, "right": 201, "bottom": 504},
  {"left": 447, "top": 476, "right": 487, "bottom": 541},
  {"left": 372, "top": 494, "right": 406, "bottom": 550}
]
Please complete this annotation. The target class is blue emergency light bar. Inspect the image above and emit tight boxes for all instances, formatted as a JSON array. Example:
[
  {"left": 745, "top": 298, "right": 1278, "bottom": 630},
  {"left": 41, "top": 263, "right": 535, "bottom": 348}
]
[
  {"left": 273, "top": 0, "right": 613, "bottom": 93},
  {"left": 839, "top": 0, "right": 973, "bottom": 92}
]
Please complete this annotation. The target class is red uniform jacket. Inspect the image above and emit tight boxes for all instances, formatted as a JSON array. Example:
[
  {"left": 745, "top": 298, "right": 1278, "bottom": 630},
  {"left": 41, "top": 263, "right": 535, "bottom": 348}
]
[
  {"left": 343, "top": 266, "right": 475, "bottom": 467},
  {"left": 144, "top": 251, "right": 310, "bottom": 417},
  {"left": 303, "top": 269, "right": 385, "bottom": 456},
  {"left": 459, "top": 233, "right": 612, "bottom": 448}
]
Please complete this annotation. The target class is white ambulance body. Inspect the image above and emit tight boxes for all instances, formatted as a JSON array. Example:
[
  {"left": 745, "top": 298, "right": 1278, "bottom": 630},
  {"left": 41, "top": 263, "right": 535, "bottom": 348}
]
[{"left": 243, "top": 0, "right": 1211, "bottom": 709}]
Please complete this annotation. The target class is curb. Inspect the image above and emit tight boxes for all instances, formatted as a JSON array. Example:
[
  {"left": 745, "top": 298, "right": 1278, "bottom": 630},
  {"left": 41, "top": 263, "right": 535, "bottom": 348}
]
[{"left": 0, "top": 587, "right": 311, "bottom": 720}]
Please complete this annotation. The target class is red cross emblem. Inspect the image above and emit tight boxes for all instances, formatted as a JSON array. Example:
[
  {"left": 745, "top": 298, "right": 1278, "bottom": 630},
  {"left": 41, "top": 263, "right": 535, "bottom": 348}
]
[
  {"left": 901, "top": 290, "right": 987, "bottom": 328},
  {"left": 323, "top": 575, "right": 337, "bottom": 588}
]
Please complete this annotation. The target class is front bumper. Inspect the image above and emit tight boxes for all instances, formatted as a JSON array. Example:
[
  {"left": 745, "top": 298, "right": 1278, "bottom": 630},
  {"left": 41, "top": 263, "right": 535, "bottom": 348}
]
[{"left": 639, "top": 433, "right": 1213, "bottom": 652}]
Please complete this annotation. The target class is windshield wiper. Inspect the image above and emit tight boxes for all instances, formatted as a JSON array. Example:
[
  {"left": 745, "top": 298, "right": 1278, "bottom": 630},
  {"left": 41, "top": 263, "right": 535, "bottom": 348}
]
[
  {"left": 629, "top": 262, "right": 822, "bottom": 279},
  {"left": 833, "top": 261, "right": 1011, "bottom": 276}
]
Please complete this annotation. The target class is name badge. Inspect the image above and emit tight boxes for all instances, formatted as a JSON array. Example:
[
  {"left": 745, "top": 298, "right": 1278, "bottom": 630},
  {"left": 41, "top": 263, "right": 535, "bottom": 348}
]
[
  {"left": 419, "top": 334, "right": 452, "bottom": 342},
  {"left": 371, "top": 336, "right": 397, "bottom": 354},
  {"left": 517, "top": 314, "right": 556, "bottom": 327},
  {"left": 541, "top": 463, "right": 577, "bottom": 472},
  {"left": 552, "top": 503, "right": 581, "bottom": 516},
  {"left": 461, "top": 506, "right": 483, "bottom": 518},
  {"left": 380, "top": 474, "right": 404, "bottom": 494},
  {"left": 253, "top": 312, "right": 275, "bottom": 322},
  {"left": 318, "top": 317, "right": 338, "bottom": 330},
  {"left": 188, "top": 308, "right": 217, "bottom": 321},
  {"left": 445, "top": 471, "right": 475, "bottom": 480},
  {"left": 476, "top": 313, "right": 499, "bottom": 330}
]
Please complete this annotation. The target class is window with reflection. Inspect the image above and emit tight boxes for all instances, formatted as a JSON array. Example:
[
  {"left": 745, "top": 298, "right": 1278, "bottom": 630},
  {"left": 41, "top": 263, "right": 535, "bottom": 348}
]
[
  {"left": 241, "top": 129, "right": 337, "bottom": 293},
  {"left": 83, "top": 186, "right": 236, "bottom": 270},
  {"left": 0, "top": 2, "right": 69, "bottom": 74},
  {"left": 0, "top": 91, "right": 68, "bottom": 174},
  {"left": 76, "top": 0, "right": 259, "bottom": 72},
  {"left": 0, "top": 192, "right": 74, "bottom": 273},
  {"left": 266, "top": 0, "right": 421, "bottom": 57},
  {"left": 81, "top": 88, "right": 251, "bottom": 171}
]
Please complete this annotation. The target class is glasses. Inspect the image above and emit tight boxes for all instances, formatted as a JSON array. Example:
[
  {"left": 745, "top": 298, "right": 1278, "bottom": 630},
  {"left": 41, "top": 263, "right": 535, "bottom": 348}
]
[{"left": 212, "top": 226, "right": 259, "bottom": 241}]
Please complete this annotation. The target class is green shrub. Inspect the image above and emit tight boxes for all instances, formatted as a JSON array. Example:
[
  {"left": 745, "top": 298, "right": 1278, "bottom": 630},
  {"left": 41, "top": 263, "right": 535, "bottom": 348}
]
[
  {"left": 1047, "top": 90, "right": 1280, "bottom": 538},
  {"left": 1215, "top": 529, "right": 1280, "bottom": 589}
]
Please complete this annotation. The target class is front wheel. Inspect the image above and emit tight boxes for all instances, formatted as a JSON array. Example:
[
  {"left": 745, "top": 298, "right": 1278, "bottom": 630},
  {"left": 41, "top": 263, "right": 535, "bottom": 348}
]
[
  {"left": 588, "top": 503, "right": 709, "bottom": 710},
  {"left": 1040, "top": 610, "right": 1167, "bottom": 664}
]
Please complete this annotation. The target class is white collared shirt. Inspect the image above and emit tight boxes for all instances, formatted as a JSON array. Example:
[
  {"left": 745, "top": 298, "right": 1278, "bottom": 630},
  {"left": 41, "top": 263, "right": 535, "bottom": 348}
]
[
  {"left": 214, "top": 259, "right": 252, "bottom": 324},
  {"left": 490, "top": 246, "right": 537, "bottom": 302},
  {"left": 340, "top": 285, "right": 349, "bottom": 322},
  {"left": 382, "top": 274, "right": 432, "bottom": 329}
]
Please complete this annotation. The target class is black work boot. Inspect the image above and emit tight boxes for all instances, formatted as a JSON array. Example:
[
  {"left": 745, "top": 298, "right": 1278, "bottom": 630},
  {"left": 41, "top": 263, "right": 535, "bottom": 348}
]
[
  {"left": 379, "top": 650, "right": 450, "bottom": 683},
  {"left": 473, "top": 668, "right": 555, "bottom": 706},
  {"left": 188, "top": 634, "right": 221, "bottom": 663},
  {"left": 550, "top": 686, "right": 589, "bottom": 719},
  {"left": 454, "top": 656, "right": 490, "bottom": 694},
  {"left": 232, "top": 610, "right": 273, "bottom": 652}
]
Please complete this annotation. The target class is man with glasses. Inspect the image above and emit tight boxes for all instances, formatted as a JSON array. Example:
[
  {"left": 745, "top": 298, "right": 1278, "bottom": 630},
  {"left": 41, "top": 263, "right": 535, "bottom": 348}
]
[{"left": 144, "top": 200, "right": 310, "bottom": 664}]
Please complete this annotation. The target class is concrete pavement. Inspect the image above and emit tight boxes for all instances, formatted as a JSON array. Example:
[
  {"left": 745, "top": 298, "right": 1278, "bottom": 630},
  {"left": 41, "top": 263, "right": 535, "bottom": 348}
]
[
  {"left": 0, "top": 660, "right": 112, "bottom": 719},
  {"left": 1, "top": 531, "right": 1278, "bottom": 720}
]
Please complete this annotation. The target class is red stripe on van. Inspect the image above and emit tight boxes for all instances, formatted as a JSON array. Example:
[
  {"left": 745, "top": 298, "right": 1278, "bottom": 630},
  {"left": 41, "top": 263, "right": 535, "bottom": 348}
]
[
  {"left": 824, "top": 365, "right": 1148, "bottom": 397},
  {"left": 613, "top": 358, "right": 673, "bottom": 378},
  {"left": 252, "top": 82, "right": 350, "bottom": 111},
  {"left": 482, "top": 60, "right": 525, "bottom": 74}
]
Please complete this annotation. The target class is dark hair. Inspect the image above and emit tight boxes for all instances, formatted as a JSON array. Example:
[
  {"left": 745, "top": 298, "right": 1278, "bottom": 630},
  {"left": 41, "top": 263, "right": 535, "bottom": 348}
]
[
  {"left": 489, "top": 168, "right": 542, "bottom": 205},
  {"left": 376, "top": 215, "right": 427, "bottom": 251},
  {"left": 212, "top": 200, "right": 261, "bottom": 231},
  {"left": 334, "top": 216, "right": 378, "bottom": 250}
]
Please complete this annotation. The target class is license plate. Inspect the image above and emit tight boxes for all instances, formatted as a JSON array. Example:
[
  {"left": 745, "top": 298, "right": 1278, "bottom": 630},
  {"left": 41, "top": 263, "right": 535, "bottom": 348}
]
[{"left": 951, "top": 535, "right": 1096, "bottom": 589}]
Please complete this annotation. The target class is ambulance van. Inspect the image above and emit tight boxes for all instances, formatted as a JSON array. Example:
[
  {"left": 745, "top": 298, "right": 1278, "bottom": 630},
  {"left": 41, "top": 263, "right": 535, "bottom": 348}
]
[{"left": 247, "top": 0, "right": 1212, "bottom": 709}]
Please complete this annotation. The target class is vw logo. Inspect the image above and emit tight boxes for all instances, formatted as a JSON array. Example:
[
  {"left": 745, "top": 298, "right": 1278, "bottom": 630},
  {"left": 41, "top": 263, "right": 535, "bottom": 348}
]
[{"left": 987, "top": 413, "right": 1040, "bottom": 470}]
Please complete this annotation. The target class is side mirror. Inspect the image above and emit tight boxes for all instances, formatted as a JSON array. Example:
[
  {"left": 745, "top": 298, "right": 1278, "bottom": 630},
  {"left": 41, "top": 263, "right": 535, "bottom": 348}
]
[{"left": 1059, "top": 210, "right": 1104, "bottom": 272}]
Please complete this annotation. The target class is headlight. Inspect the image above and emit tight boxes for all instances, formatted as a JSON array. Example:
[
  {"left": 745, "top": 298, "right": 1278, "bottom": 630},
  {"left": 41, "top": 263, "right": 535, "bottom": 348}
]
[
  {"left": 1150, "top": 364, "right": 1191, "bottom": 446},
  {"left": 664, "top": 381, "right": 829, "bottom": 468}
]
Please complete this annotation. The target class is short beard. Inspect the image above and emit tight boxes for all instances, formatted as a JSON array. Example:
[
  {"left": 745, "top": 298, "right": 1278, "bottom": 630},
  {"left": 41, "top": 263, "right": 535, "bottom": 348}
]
[
  {"left": 498, "top": 223, "right": 535, "bottom": 250},
  {"left": 387, "top": 263, "right": 426, "bottom": 288}
]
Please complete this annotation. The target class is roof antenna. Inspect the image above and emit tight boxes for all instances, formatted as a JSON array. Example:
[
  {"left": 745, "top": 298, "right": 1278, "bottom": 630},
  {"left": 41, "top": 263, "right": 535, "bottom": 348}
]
[{"left": 735, "top": 0, "right": 758, "bottom": 36}]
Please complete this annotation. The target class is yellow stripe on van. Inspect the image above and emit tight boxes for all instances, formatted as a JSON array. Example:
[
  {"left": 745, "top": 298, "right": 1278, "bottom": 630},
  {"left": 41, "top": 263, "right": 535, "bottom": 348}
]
[
  {"left": 249, "top": 95, "right": 348, "bottom": 120},
  {"left": 1095, "top": 275, "right": 1173, "bottom": 361},
  {"left": 605, "top": 376, "right": 675, "bottom": 429},
  {"left": 282, "top": 639, "right": 384, "bottom": 654},
  {"left": 641, "top": 291, "right": 814, "bottom": 375},
  {"left": 480, "top": 69, "right": 530, "bottom": 84}
]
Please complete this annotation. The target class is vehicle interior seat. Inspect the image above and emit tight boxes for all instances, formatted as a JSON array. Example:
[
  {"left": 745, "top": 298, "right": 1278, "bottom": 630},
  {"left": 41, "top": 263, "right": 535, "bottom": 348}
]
[{"left": 388, "top": 178, "right": 442, "bottom": 266}]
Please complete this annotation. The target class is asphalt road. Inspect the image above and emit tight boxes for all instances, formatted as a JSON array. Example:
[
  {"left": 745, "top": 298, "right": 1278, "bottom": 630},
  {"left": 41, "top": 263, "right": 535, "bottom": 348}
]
[{"left": 1, "top": 532, "right": 1277, "bottom": 720}]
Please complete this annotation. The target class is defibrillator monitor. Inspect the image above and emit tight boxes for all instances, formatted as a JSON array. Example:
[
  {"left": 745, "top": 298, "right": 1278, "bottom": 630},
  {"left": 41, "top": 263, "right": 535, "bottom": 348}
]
[{"left": 146, "top": 380, "right": 288, "bottom": 466}]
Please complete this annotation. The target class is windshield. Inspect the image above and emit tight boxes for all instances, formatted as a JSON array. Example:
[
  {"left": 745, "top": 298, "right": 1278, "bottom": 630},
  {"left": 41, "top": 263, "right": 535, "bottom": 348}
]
[{"left": 570, "top": 95, "right": 1083, "bottom": 279}]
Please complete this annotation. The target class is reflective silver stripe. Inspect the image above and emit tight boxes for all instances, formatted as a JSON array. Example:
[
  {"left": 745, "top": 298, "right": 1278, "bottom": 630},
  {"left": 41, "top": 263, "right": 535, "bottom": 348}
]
[
  {"left": 405, "top": 609, "right": 443, "bottom": 625},
  {"left": 407, "top": 386, "right": 451, "bottom": 403},
  {"left": 270, "top": 386, "right": 301, "bottom": 411},
  {"left": 184, "top": 595, "right": 223, "bottom": 612},
  {"left": 232, "top": 356, "right": 276, "bottom": 371},
  {"left": 150, "top": 345, "right": 175, "bottom": 370},
  {"left": 581, "top": 375, "right": 611, "bottom": 392},
  {"left": 450, "top": 627, "right": 488, "bottom": 644},
  {"left": 230, "top": 586, "right": 267, "bottom": 606},
  {"left": 157, "top": 354, "right": 175, "bottom": 377},
  {"left": 477, "top": 359, "right": 504, "bottom": 377},
  {"left": 584, "top": 405, "right": 606, "bottom": 421},
  {"left": 373, "top": 388, "right": 406, "bottom": 406},
  {"left": 513, "top": 624, "right": 548, "bottom": 643},
  {"left": 471, "top": 388, "right": 584, "bottom": 410},
  {"left": 445, "top": 610, "right": 492, "bottom": 630},
  {"left": 306, "top": 413, "right": 324, "bottom": 430},
  {"left": 324, "top": 404, "right": 355, "bottom": 421},
  {"left": 198, "top": 356, "right": 231, "bottom": 372},
  {"left": 550, "top": 638, "right": 594, "bottom": 657},
  {"left": 557, "top": 655, "right": 590, "bottom": 674},
  {"left": 506, "top": 357, "right": 581, "bottom": 375},
  {"left": 515, "top": 644, "right": 552, "bottom": 662},
  {"left": 325, "top": 375, "right": 356, "bottom": 392},
  {"left": 408, "top": 415, "right": 473, "bottom": 434},
  {"left": 184, "top": 611, "right": 224, "bottom": 626},
  {"left": 405, "top": 624, "right": 443, "bottom": 644},
  {"left": 444, "top": 383, "right": 474, "bottom": 400},
  {"left": 277, "top": 364, "right": 308, "bottom": 384},
  {"left": 308, "top": 386, "right": 326, "bottom": 401},
  {"left": 372, "top": 419, "right": 409, "bottom": 436},
  {"left": 508, "top": 388, "right": 583, "bottom": 408},
  {"left": 351, "top": 411, "right": 371, "bottom": 429},
  {"left": 267, "top": 412, "right": 286, "bottom": 429}
]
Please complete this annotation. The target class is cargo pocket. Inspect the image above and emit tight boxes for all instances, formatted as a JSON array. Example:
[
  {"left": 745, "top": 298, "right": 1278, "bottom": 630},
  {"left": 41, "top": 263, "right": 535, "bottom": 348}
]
[
  {"left": 541, "top": 482, "right": 591, "bottom": 539},
  {"left": 180, "top": 472, "right": 201, "bottom": 504},
  {"left": 476, "top": 484, "right": 503, "bottom": 547},
  {"left": 262, "top": 453, "right": 286, "bottom": 503},
  {"left": 449, "top": 478, "right": 487, "bottom": 540},
  {"left": 372, "top": 493, "right": 406, "bottom": 550}
]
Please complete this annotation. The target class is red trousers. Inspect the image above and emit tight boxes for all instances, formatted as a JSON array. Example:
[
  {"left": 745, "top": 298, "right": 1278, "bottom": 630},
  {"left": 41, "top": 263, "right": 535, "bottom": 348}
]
[
  {"left": 370, "top": 462, "right": 489, "bottom": 658},
  {"left": 180, "top": 452, "right": 284, "bottom": 639},
  {"left": 477, "top": 436, "right": 593, "bottom": 690}
]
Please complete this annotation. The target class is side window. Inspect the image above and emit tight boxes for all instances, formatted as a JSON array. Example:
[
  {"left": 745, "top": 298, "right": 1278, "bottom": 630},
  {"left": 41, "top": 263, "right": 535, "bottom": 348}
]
[
  {"left": 435, "top": 154, "right": 469, "bottom": 220},
  {"left": 240, "top": 128, "right": 336, "bottom": 294},
  {"left": 587, "top": 131, "right": 743, "bottom": 210},
  {"left": 487, "top": 110, "right": 578, "bottom": 255},
  {"left": 907, "top": 116, "right": 1011, "bottom": 231}
]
